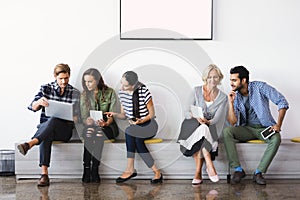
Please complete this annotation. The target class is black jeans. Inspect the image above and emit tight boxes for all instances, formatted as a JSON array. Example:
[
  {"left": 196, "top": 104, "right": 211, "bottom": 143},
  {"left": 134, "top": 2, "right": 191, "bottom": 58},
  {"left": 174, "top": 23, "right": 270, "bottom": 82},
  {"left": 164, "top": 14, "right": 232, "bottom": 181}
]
[
  {"left": 32, "top": 117, "right": 74, "bottom": 167},
  {"left": 125, "top": 119, "right": 158, "bottom": 168},
  {"left": 82, "top": 125, "right": 112, "bottom": 165}
]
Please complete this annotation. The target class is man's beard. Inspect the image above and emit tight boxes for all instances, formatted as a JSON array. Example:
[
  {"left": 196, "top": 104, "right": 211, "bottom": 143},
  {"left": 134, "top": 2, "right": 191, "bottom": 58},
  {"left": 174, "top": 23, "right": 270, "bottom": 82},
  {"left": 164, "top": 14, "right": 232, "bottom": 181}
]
[{"left": 232, "top": 84, "right": 243, "bottom": 92}]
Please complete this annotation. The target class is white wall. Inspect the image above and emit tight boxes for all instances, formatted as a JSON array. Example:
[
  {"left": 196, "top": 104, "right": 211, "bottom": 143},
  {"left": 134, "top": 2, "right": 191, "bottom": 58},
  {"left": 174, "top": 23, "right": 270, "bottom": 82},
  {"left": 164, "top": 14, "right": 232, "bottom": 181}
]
[{"left": 0, "top": 0, "right": 299, "bottom": 149}]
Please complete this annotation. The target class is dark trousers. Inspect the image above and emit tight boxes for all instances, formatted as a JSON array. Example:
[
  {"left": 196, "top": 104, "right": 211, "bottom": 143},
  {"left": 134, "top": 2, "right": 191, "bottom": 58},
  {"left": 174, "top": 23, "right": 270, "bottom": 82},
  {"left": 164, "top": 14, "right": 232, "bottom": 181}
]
[
  {"left": 82, "top": 125, "right": 112, "bottom": 167},
  {"left": 32, "top": 117, "right": 74, "bottom": 167},
  {"left": 83, "top": 147, "right": 101, "bottom": 168},
  {"left": 83, "top": 127, "right": 107, "bottom": 167},
  {"left": 125, "top": 119, "right": 158, "bottom": 168}
]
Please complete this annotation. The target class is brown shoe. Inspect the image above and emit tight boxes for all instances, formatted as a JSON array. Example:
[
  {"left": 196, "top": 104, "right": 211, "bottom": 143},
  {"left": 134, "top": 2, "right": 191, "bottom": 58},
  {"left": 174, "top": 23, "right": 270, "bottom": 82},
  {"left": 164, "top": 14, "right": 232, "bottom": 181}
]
[
  {"left": 37, "top": 174, "right": 50, "bottom": 187},
  {"left": 232, "top": 169, "right": 246, "bottom": 184},
  {"left": 17, "top": 142, "right": 30, "bottom": 156},
  {"left": 253, "top": 173, "right": 266, "bottom": 185}
]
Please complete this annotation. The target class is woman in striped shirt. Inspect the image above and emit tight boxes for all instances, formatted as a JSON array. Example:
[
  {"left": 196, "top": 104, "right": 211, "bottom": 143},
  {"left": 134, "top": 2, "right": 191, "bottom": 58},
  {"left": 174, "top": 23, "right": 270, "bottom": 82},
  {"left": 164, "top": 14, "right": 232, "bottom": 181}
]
[{"left": 106, "top": 71, "right": 163, "bottom": 184}]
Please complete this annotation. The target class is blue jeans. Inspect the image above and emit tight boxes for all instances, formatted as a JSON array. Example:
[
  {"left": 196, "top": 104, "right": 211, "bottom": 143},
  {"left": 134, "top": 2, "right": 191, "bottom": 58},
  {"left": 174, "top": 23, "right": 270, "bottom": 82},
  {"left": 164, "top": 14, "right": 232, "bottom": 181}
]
[
  {"left": 32, "top": 117, "right": 74, "bottom": 167},
  {"left": 125, "top": 119, "right": 158, "bottom": 168}
]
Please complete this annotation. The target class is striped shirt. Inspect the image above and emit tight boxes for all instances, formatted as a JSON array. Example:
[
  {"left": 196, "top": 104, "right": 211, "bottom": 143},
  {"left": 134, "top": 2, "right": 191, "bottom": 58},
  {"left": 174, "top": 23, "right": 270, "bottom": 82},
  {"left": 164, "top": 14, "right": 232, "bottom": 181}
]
[
  {"left": 28, "top": 81, "right": 80, "bottom": 123},
  {"left": 118, "top": 85, "right": 151, "bottom": 119},
  {"left": 234, "top": 81, "right": 289, "bottom": 127}
]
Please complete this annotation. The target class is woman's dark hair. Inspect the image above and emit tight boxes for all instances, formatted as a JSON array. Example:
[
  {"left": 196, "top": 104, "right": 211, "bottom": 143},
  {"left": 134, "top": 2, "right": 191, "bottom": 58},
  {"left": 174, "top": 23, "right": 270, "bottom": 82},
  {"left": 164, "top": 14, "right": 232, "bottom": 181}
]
[
  {"left": 81, "top": 68, "right": 108, "bottom": 110},
  {"left": 82, "top": 68, "right": 108, "bottom": 91},
  {"left": 122, "top": 71, "right": 144, "bottom": 118},
  {"left": 123, "top": 71, "right": 138, "bottom": 86},
  {"left": 230, "top": 65, "right": 250, "bottom": 83}
]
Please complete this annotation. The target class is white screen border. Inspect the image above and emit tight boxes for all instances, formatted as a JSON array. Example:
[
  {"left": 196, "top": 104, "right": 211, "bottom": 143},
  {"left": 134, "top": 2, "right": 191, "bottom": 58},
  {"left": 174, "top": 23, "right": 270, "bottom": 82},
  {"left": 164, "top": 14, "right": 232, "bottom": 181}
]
[{"left": 120, "top": 0, "right": 213, "bottom": 40}]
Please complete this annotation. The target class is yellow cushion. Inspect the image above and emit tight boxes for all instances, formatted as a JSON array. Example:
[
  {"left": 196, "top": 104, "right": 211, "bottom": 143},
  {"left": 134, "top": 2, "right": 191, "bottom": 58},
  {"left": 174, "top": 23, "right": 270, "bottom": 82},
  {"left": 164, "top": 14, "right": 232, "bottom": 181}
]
[
  {"left": 247, "top": 139, "right": 265, "bottom": 144},
  {"left": 291, "top": 137, "right": 300, "bottom": 143},
  {"left": 53, "top": 141, "right": 64, "bottom": 144},
  {"left": 105, "top": 139, "right": 115, "bottom": 143},
  {"left": 144, "top": 138, "right": 163, "bottom": 144}
]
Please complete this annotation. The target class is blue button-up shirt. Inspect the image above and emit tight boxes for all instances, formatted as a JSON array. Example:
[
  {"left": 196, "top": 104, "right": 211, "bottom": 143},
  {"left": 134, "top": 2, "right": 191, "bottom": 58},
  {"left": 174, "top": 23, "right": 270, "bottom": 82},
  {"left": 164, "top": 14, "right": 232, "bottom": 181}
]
[
  {"left": 234, "top": 81, "right": 289, "bottom": 127},
  {"left": 28, "top": 81, "right": 80, "bottom": 124}
]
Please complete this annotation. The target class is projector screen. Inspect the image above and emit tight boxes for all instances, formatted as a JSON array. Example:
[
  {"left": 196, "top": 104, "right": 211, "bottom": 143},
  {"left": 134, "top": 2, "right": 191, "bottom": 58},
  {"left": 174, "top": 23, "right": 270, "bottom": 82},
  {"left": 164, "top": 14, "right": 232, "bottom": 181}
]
[{"left": 120, "top": 0, "right": 213, "bottom": 40}]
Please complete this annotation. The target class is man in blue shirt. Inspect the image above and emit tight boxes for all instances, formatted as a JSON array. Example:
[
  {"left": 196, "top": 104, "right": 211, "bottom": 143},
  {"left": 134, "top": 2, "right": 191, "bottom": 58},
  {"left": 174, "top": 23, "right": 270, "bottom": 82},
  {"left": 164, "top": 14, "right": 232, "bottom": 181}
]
[
  {"left": 17, "top": 63, "right": 80, "bottom": 187},
  {"left": 223, "top": 66, "right": 289, "bottom": 185}
]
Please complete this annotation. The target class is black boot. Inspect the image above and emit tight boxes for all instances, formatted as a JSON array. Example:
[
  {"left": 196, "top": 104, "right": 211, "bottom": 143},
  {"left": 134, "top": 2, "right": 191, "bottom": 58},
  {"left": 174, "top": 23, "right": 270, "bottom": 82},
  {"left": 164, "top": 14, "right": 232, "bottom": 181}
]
[
  {"left": 91, "top": 157, "right": 100, "bottom": 183},
  {"left": 82, "top": 147, "right": 92, "bottom": 183},
  {"left": 82, "top": 167, "right": 91, "bottom": 183},
  {"left": 91, "top": 167, "right": 100, "bottom": 183}
]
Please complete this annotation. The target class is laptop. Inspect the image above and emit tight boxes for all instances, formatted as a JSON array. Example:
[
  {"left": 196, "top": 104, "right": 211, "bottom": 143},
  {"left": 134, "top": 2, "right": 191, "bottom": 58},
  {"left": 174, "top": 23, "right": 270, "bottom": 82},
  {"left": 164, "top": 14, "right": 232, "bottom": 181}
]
[{"left": 45, "top": 99, "right": 74, "bottom": 121}]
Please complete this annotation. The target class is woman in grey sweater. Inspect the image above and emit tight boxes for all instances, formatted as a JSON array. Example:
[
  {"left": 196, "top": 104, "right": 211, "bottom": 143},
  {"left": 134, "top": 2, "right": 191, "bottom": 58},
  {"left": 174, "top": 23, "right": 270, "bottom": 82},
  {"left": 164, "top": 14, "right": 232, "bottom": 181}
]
[{"left": 177, "top": 64, "right": 228, "bottom": 185}]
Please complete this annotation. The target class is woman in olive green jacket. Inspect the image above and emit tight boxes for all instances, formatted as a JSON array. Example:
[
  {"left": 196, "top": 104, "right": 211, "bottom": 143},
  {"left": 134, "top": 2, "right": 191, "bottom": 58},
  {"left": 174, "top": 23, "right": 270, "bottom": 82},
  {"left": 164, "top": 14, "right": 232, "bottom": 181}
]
[{"left": 80, "top": 68, "right": 119, "bottom": 183}]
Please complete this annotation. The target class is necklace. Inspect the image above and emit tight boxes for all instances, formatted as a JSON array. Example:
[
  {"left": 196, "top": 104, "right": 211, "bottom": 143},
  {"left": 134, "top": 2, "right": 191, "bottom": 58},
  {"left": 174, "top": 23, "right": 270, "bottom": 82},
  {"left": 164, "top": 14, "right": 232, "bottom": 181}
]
[{"left": 203, "top": 85, "right": 218, "bottom": 102}]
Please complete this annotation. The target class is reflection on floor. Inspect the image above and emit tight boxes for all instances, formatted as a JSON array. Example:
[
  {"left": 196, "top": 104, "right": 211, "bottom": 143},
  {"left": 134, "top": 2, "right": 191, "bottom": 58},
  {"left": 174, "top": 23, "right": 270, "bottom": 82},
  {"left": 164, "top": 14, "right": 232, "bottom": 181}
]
[{"left": 1, "top": 176, "right": 300, "bottom": 199}]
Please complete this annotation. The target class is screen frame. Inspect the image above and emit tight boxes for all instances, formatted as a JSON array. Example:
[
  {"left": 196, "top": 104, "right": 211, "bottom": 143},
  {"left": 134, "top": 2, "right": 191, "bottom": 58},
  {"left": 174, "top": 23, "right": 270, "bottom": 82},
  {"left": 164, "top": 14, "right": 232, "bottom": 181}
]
[{"left": 120, "top": 0, "right": 213, "bottom": 40}]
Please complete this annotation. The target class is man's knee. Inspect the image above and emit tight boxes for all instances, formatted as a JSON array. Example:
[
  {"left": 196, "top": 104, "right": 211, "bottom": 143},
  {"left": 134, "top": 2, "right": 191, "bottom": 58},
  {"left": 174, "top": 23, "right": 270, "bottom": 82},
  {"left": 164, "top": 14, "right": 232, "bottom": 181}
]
[
  {"left": 47, "top": 117, "right": 59, "bottom": 126},
  {"left": 270, "top": 133, "right": 281, "bottom": 146},
  {"left": 223, "top": 126, "right": 234, "bottom": 139}
]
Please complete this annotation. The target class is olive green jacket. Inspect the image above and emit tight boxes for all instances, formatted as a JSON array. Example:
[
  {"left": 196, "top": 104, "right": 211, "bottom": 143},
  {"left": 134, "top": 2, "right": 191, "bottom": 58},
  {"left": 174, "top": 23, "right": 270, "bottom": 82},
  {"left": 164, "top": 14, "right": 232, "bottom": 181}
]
[{"left": 80, "top": 87, "right": 119, "bottom": 138}]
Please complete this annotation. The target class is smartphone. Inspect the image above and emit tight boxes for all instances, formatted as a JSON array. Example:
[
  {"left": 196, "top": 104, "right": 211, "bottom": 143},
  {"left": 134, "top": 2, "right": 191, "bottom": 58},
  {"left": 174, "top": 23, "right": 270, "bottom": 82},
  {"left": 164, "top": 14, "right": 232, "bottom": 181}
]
[
  {"left": 130, "top": 118, "right": 137, "bottom": 122},
  {"left": 261, "top": 126, "right": 276, "bottom": 140}
]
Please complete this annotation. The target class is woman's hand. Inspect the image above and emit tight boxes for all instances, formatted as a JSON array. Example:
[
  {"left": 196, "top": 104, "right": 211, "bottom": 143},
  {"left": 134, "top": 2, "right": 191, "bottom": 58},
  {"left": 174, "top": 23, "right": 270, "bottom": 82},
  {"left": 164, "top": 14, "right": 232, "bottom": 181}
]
[
  {"left": 129, "top": 118, "right": 143, "bottom": 125},
  {"left": 97, "top": 119, "right": 108, "bottom": 127},
  {"left": 104, "top": 112, "right": 115, "bottom": 118},
  {"left": 105, "top": 111, "right": 127, "bottom": 120},
  {"left": 197, "top": 117, "right": 210, "bottom": 125}
]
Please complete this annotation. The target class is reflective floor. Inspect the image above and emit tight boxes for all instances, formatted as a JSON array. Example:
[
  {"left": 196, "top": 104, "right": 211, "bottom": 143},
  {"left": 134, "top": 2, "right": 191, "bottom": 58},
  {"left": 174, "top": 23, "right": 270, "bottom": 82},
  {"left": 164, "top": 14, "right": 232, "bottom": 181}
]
[{"left": 1, "top": 176, "right": 300, "bottom": 200}]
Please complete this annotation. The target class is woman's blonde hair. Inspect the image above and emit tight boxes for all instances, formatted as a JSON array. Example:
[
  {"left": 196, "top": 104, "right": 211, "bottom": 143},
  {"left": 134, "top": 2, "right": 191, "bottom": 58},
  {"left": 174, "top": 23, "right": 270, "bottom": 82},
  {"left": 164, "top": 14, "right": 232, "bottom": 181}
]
[{"left": 202, "top": 64, "right": 224, "bottom": 84}]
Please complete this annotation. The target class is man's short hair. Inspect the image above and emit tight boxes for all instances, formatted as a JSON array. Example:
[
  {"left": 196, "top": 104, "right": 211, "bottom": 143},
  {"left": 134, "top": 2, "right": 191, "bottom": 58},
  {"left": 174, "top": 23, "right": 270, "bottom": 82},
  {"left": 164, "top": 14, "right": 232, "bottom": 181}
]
[
  {"left": 54, "top": 63, "right": 71, "bottom": 76},
  {"left": 230, "top": 65, "right": 249, "bottom": 83}
]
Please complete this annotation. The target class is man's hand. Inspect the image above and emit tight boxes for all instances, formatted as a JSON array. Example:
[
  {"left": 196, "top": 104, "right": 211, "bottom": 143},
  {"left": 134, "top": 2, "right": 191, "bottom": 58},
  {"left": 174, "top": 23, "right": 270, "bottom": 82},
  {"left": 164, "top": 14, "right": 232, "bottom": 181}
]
[
  {"left": 271, "top": 124, "right": 281, "bottom": 133},
  {"left": 38, "top": 97, "right": 49, "bottom": 107},
  {"left": 228, "top": 91, "right": 236, "bottom": 103}
]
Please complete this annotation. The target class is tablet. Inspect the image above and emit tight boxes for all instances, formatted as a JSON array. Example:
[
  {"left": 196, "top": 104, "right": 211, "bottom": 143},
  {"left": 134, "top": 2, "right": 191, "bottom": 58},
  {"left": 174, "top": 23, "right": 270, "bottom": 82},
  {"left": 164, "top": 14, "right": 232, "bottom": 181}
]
[
  {"left": 260, "top": 126, "right": 276, "bottom": 140},
  {"left": 45, "top": 100, "right": 74, "bottom": 121},
  {"left": 190, "top": 105, "right": 204, "bottom": 118},
  {"left": 89, "top": 110, "right": 103, "bottom": 121}
]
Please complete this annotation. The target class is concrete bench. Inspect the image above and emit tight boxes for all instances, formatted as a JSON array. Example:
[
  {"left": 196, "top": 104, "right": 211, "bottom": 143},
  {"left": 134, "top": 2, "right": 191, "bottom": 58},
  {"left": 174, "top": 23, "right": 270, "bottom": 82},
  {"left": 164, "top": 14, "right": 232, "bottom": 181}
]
[{"left": 15, "top": 139, "right": 300, "bottom": 180}]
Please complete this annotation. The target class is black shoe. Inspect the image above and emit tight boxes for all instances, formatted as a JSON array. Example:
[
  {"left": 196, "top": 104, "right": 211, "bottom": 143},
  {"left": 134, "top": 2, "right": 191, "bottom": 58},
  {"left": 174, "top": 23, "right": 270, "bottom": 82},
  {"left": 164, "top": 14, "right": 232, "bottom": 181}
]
[
  {"left": 232, "top": 169, "right": 246, "bottom": 184},
  {"left": 253, "top": 172, "right": 266, "bottom": 185},
  {"left": 116, "top": 170, "right": 137, "bottom": 183},
  {"left": 82, "top": 167, "right": 91, "bottom": 183},
  {"left": 91, "top": 167, "right": 101, "bottom": 183},
  {"left": 37, "top": 174, "right": 50, "bottom": 187},
  {"left": 17, "top": 142, "right": 30, "bottom": 156},
  {"left": 150, "top": 173, "right": 163, "bottom": 184}
]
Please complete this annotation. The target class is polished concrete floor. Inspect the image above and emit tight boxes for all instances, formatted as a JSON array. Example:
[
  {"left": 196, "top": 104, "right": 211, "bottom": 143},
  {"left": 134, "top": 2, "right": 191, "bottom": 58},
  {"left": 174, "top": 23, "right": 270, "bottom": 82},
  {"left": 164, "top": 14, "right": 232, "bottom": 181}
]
[{"left": 1, "top": 176, "right": 300, "bottom": 200}]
